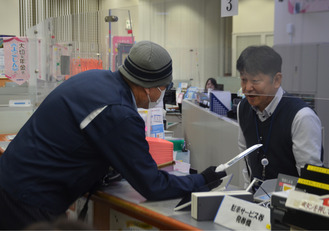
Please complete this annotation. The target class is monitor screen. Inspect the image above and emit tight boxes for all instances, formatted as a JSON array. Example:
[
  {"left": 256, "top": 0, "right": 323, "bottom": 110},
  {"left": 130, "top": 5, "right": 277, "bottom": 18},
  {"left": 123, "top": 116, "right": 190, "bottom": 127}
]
[{"left": 163, "top": 89, "right": 176, "bottom": 105}]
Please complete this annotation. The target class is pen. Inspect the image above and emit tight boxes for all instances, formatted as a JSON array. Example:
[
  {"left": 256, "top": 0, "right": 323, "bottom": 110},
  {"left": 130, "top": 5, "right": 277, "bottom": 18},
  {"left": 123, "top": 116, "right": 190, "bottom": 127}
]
[{"left": 157, "top": 160, "right": 176, "bottom": 169}]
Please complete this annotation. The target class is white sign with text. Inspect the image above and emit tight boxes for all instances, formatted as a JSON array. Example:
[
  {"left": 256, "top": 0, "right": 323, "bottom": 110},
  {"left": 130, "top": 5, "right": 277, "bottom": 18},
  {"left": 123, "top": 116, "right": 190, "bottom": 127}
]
[{"left": 214, "top": 195, "right": 271, "bottom": 230}]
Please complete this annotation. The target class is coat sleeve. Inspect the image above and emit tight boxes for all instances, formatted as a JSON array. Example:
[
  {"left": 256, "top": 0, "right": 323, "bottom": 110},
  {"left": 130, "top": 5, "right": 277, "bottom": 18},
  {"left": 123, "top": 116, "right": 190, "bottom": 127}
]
[{"left": 83, "top": 105, "right": 206, "bottom": 200}]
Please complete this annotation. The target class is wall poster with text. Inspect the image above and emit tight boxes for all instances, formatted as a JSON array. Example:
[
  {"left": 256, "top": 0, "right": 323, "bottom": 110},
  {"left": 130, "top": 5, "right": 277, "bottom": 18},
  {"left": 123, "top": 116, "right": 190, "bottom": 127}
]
[
  {"left": 4, "top": 37, "right": 30, "bottom": 85},
  {"left": 289, "top": 0, "right": 329, "bottom": 14}
]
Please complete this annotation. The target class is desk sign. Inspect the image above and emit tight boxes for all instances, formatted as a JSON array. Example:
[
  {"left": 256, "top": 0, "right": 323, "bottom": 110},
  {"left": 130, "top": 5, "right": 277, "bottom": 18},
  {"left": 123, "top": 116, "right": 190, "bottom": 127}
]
[
  {"left": 221, "top": 0, "right": 238, "bottom": 17},
  {"left": 286, "top": 190, "right": 329, "bottom": 217},
  {"left": 214, "top": 195, "right": 271, "bottom": 230}
]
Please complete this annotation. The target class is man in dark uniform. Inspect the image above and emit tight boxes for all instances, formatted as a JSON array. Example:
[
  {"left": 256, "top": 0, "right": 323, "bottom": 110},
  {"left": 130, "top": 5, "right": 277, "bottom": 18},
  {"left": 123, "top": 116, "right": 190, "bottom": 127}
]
[{"left": 0, "top": 41, "right": 226, "bottom": 229}]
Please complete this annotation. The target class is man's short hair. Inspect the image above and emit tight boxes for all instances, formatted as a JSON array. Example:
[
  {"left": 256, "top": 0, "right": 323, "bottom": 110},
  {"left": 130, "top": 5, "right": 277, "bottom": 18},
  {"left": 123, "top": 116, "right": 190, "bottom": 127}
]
[{"left": 236, "top": 45, "right": 282, "bottom": 77}]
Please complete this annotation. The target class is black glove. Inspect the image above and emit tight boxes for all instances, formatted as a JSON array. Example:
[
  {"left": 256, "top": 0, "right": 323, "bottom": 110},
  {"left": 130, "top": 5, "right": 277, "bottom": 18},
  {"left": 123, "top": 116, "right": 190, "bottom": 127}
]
[
  {"left": 201, "top": 166, "right": 227, "bottom": 190},
  {"left": 101, "top": 167, "right": 122, "bottom": 187}
]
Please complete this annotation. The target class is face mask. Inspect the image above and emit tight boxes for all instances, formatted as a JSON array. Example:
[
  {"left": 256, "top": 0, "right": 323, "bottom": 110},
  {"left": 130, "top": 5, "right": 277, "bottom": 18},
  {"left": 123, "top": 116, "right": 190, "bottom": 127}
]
[{"left": 148, "top": 87, "right": 166, "bottom": 108}]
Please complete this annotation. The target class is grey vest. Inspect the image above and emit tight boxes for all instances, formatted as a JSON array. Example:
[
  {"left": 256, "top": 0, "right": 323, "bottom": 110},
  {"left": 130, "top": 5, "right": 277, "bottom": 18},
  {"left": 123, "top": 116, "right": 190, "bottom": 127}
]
[{"left": 239, "top": 94, "right": 308, "bottom": 180}]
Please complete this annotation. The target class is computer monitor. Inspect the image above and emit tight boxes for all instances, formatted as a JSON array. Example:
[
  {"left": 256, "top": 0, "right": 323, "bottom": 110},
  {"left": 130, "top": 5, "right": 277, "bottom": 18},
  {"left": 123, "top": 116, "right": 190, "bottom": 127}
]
[
  {"left": 216, "top": 84, "right": 224, "bottom": 91},
  {"left": 163, "top": 89, "right": 176, "bottom": 106}
]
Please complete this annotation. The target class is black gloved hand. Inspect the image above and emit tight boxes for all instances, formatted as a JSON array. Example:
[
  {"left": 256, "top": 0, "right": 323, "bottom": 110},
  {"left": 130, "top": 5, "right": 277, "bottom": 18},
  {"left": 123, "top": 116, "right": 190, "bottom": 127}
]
[{"left": 201, "top": 166, "right": 227, "bottom": 190}]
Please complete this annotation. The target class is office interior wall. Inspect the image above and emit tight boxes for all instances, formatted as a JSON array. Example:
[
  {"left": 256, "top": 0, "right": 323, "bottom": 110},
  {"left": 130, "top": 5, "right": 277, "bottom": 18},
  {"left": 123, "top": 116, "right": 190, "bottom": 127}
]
[
  {"left": 231, "top": 0, "right": 275, "bottom": 77},
  {"left": 100, "top": 0, "right": 274, "bottom": 91},
  {"left": 273, "top": 1, "right": 329, "bottom": 167},
  {"left": 100, "top": 0, "right": 138, "bottom": 9},
  {"left": 0, "top": 0, "right": 20, "bottom": 36},
  {"left": 274, "top": 0, "right": 329, "bottom": 45},
  {"left": 19, "top": 0, "right": 100, "bottom": 43},
  {"left": 99, "top": 0, "right": 139, "bottom": 47},
  {"left": 137, "top": 0, "right": 228, "bottom": 89},
  {"left": 233, "top": 0, "right": 275, "bottom": 34},
  {"left": 0, "top": 0, "right": 275, "bottom": 92},
  {"left": 100, "top": 0, "right": 228, "bottom": 88}
]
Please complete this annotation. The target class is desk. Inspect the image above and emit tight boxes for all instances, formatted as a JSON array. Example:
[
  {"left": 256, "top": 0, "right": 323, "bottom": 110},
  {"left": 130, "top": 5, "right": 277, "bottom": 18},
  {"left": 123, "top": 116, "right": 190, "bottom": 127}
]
[{"left": 89, "top": 180, "right": 227, "bottom": 230}]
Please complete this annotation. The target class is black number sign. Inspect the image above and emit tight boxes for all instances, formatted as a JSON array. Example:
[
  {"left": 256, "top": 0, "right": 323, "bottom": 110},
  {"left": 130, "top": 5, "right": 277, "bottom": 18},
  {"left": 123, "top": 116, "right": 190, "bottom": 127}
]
[{"left": 226, "top": 0, "right": 232, "bottom": 11}]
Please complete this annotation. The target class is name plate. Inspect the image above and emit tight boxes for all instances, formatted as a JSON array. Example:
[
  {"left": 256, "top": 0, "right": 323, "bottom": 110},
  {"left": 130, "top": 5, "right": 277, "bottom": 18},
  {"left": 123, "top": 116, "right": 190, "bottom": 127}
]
[
  {"left": 214, "top": 195, "right": 271, "bottom": 230},
  {"left": 286, "top": 190, "right": 329, "bottom": 218}
]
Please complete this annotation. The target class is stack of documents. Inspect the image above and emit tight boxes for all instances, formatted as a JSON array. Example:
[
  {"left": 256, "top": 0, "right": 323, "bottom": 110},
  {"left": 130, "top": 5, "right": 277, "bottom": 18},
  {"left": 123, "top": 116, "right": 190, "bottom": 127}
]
[{"left": 146, "top": 137, "right": 173, "bottom": 165}]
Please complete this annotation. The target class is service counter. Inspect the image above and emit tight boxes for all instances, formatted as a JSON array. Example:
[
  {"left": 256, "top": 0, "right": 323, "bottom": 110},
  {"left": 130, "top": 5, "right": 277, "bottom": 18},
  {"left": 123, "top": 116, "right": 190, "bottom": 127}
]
[
  {"left": 0, "top": 134, "right": 226, "bottom": 230},
  {"left": 0, "top": 105, "right": 246, "bottom": 230},
  {"left": 89, "top": 179, "right": 228, "bottom": 230}
]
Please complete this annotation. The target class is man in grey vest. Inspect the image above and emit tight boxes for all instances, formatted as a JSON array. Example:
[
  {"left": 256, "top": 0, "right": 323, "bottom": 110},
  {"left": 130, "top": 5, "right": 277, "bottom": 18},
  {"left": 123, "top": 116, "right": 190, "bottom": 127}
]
[{"left": 236, "top": 45, "right": 323, "bottom": 182}]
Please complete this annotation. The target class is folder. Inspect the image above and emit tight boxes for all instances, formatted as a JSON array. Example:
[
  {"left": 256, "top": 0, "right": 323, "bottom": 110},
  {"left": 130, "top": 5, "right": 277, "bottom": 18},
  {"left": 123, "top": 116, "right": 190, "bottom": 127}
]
[{"left": 146, "top": 137, "right": 173, "bottom": 165}]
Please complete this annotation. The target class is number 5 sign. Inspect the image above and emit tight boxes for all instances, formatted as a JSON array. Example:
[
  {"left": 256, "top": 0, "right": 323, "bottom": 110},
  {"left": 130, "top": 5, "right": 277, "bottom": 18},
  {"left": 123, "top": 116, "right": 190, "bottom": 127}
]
[{"left": 221, "top": 0, "right": 238, "bottom": 17}]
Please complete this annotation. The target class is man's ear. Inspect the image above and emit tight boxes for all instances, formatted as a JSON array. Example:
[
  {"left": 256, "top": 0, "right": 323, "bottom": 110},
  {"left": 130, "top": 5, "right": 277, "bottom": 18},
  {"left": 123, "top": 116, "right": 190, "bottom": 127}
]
[{"left": 273, "top": 72, "right": 282, "bottom": 88}]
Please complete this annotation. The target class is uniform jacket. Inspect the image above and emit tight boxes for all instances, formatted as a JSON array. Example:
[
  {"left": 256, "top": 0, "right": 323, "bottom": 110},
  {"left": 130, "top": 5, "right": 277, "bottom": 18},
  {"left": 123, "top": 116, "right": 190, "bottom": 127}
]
[{"left": 0, "top": 70, "right": 205, "bottom": 214}]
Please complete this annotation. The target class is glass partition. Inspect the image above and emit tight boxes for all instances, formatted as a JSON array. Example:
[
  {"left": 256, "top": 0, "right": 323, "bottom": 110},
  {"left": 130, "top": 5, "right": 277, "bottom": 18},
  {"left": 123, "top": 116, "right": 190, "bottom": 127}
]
[
  {"left": 0, "top": 9, "right": 133, "bottom": 133},
  {"left": 23, "top": 9, "right": 134, "bottom": 107}
]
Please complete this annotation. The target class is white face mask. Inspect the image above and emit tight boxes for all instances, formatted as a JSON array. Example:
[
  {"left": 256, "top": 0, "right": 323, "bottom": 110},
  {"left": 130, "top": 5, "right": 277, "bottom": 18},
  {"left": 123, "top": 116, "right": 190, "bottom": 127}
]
[{"left": 148, "top": 87, "right": 166, "bottom": 108}]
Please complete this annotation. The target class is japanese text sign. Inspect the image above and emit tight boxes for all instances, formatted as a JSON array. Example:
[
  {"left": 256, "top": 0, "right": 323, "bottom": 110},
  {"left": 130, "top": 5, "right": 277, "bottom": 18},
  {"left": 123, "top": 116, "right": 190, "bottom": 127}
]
[
  {"left": 214, "top": 195, "right": 271, "bottom": 230},
  {"left": 286, "top": 190, "right": 329, "bottom": 218},
  {"left": 4, "top": 37, "right": 30, "bottom": 85}
]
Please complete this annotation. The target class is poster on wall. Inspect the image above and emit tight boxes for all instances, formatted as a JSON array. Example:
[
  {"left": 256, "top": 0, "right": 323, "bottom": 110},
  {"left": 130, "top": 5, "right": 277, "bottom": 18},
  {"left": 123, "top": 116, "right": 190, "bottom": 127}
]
[
  {"left": 4, "top": 37, "right": 30, "bottom": 85},
  {"left": 0, "top": 38, "right": 4, "bottom": 77},
  {"left": 288, "top": 0, "right": 329, "bottom": 14}
]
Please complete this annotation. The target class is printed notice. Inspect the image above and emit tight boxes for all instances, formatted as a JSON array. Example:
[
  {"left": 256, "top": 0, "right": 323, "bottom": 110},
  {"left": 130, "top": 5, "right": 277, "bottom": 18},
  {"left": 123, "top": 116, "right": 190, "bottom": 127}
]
[{"left": 214, "top": 195, "right": 271, "bottom": 230}]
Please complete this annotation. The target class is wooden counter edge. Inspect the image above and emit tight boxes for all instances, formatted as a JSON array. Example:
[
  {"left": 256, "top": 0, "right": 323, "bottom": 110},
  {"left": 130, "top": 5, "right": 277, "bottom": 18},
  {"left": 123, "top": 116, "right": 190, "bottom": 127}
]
[{"left": 92, "top": 191, "right": 201, "bottom": 230}]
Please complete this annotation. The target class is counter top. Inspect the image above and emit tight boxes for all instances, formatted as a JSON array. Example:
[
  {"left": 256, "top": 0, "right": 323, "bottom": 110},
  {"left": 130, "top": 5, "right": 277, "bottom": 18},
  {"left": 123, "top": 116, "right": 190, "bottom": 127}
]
[{"left": 93, "top": 179, "right": 227, "bottom": 230}]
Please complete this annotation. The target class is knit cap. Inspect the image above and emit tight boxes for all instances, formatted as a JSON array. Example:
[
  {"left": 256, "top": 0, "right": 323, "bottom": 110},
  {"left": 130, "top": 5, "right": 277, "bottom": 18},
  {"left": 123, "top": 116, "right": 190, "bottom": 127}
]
[{"left": 119, "top": 41, "right": 172, "bottom": 88}]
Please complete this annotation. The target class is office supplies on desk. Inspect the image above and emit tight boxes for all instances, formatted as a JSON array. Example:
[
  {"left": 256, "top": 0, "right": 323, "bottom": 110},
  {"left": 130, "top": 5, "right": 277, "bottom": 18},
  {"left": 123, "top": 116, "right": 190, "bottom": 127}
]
[
  {"left": 174, "top": 174, "right": 233, "bottom": 211},
  {"left": 296, "top": 164, "right": 329, "bottom": 195},
  {"left": 210, "top": 90, "right": 231, "bottom": 116},
  {"left": 271, "top": 188, "right": 329, "bottom": 229},
  {"left": 146, "top": 137, "right": 173, "bottom": 165},
  {"left": 253, "top": 178, "right": 277, "bottom": 202},
  {"left": 157, "top": 160, "right": 176, "bottom": 169},
  {"left": 6, "top": 134, "right": 16, "bottom": 140},
  {"left": 192, "top": 190, "right": 253, "bottom": 221}
]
